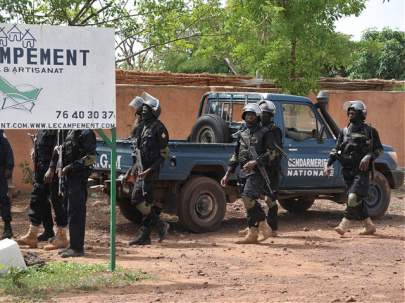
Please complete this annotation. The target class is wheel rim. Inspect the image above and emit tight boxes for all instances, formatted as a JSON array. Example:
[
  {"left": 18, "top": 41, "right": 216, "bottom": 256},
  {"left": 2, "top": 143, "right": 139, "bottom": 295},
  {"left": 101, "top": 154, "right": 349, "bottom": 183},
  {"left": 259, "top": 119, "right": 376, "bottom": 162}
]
[
  {"left": 365, "top": 183, "right": 381, "bottom": 209},
  {"left": 198, "top": 127, "right": 215, "bottom": 143},
  {"left": 194, "top": 192, "right": 217, "bottom": 220}
]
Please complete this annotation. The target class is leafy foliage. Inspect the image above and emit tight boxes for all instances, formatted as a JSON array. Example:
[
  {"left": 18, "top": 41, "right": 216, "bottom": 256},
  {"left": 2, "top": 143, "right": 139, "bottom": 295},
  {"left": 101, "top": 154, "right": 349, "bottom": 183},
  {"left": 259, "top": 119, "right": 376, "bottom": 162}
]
[
  {"left": 3, "top": 1, "right": 399, "bottom": 93},
  {"left": 158, "top": 0, "right": 367, "bottom": 94},
  {"left": 348, "top": 28, "right": 405, "bottom": 80},
  {"left": 0, "top": 0, "right": 224, "bottom": 69}
]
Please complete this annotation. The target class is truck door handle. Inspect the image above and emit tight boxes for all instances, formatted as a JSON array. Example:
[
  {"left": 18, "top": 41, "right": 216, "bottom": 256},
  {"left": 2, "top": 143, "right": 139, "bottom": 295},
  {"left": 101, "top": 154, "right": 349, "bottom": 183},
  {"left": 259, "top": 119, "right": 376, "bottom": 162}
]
[{"left": 288, "top": 148, "right": 298, "bottom": 152}]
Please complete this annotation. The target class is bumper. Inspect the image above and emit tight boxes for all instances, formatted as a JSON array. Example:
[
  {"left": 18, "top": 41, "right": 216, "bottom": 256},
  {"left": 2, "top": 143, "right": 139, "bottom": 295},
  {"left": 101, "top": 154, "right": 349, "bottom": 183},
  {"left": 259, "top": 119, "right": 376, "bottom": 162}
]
[{"left": 390, "top": 168, "right": 404, "bottom": 189}]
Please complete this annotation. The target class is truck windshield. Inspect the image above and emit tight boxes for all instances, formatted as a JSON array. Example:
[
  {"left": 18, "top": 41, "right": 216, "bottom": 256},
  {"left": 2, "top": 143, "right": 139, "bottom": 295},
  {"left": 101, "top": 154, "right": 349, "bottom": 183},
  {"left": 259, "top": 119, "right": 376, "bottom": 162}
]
[
  {"left": 283, "top": 103, "right": 332, "bottom": 141},
  {"left": 283, "top": 103, "right": 318, "bottom": 141}
]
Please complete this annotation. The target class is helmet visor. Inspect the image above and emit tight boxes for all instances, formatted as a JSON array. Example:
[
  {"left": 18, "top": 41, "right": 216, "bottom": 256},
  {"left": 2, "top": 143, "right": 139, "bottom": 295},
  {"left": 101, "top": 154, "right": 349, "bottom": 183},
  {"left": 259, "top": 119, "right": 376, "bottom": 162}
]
[{"left": 343, "top": 100, "right": 366, "bottom": 113}]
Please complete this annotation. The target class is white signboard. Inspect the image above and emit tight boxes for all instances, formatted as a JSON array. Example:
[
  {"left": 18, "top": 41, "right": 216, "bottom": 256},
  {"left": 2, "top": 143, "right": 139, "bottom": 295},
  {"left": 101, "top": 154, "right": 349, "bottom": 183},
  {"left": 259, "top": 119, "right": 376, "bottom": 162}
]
[{"left": 0, "top": 24, "right": 115, "bottom": 129}]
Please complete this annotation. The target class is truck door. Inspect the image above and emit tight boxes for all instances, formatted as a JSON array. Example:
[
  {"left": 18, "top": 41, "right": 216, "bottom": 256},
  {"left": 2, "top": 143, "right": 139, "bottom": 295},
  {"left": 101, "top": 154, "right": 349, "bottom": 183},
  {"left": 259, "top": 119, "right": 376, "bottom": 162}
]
[{"left": 279, "top": 102, "right": 343, "bottom": 189}]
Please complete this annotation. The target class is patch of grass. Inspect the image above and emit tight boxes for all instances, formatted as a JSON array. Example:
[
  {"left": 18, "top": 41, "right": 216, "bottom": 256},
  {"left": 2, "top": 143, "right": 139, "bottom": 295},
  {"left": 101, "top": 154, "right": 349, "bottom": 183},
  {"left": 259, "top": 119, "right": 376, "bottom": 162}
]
[{"left": 0, "top": 261, "right": 150, "bottom": 301}]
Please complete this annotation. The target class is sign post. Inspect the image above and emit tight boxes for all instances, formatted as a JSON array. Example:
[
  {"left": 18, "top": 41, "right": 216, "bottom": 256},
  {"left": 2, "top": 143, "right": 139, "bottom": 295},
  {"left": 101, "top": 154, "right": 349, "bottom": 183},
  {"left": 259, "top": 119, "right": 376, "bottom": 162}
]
[
  {"left": 96, "top": 128, "right": 117, "bottom": 271},
  {"left": 0, "top": 23, "right": 117, "bottom": 270}
]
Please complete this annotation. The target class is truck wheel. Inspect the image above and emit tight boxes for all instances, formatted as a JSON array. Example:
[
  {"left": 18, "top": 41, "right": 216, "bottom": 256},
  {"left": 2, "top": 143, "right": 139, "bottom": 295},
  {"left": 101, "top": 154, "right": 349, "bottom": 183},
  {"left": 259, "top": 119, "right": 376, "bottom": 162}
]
[
  {"left": 365, "top": 171, "right": 391, "bottom": 218},
  {"left": 189, "top": 114, "right": 230, "bottom": 143},
  {"left": 278, "top": 197, "right": 315, "bottom": 213},
  {"left": 117, "top": 197, "right": 143, "bottom": 225},
  {"left": 178, "top": 176, "right": 226, "bottom": 233}
]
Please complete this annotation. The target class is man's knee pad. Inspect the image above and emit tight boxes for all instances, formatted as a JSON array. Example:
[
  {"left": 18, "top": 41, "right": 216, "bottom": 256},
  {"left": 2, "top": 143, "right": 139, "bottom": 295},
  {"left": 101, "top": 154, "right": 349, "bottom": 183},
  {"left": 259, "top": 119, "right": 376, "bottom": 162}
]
[
  {"left": 136, "top": 201, "right": 152, "bottom": 216},
  {"left": 246, "top": 202, "right": 266, "bottom": 227},
  {"left": 241, "top": 196, "right": 256, "bottom": 210},
  {"left": 347, "top": 193, "right": 360, "bottom": 207}
]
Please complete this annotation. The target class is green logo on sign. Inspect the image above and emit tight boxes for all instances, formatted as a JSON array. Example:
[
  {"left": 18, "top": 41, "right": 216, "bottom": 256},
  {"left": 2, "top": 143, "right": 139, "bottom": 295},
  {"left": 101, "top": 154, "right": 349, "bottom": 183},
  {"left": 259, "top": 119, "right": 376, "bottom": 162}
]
[{"left": 0, "top": 76, "right": 42, "bottom": 112}]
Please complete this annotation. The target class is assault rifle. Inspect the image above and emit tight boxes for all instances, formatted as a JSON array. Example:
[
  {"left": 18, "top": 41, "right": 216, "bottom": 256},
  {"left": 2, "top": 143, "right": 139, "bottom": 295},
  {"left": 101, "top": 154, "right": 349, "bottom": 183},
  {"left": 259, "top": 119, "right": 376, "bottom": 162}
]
[
  {"left": 273, "top": 142, "right": 293, "bottom": 165},
  {"left": 27, "top": 132, "right": 36, "bottom": 171},
  {"left": 247, "top": 144, "right": 276, "bottom": 201},
  {"left": 132, "top": 142, "right": 145, "bottom": 197},
  {"left": 56, "top": 130, "right": 64, "bottom": 196},
  {"left": 238, "top": 134, "right": 276, "bottom": 200}
]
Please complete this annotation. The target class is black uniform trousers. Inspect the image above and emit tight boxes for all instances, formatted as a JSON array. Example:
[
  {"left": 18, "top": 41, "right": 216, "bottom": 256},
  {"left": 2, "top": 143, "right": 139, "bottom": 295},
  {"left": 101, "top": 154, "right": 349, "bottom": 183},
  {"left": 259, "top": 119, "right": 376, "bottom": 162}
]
[
  {"left": 0, "top": 173, "right": 11, "bottom": 223},
  {"left": 131, "top": 172, "right": 161, "bottom": 228},
  {"left": 266, "top": 166, "right": 280, "bottom": 231},
  {"left": 28, "top": 164, "right": 67, "bottom": 227},
  {"left": 65, "top": 170, "right": 89, "bottom": 251},
  {"left": 239, "top": 171, "right": 266, "bottom": 227},
  {"left": 342, "top": 168, "right": 370, "bottom": 221}
]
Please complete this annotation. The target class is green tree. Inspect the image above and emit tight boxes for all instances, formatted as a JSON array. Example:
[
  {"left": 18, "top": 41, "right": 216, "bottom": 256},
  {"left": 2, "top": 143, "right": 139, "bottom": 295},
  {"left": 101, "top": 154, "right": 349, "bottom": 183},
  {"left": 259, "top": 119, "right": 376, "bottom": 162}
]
[
  {"left": 222, "top": 0, "right": 365, "bottom": 94},
  {"left": 159, "top": 0, "right": 366, "bottom": 94},
  {"left": 349, "top": 28, "right": 405, "bottom": 80},
  {"left": 0, "top": 0, "right": 223, "bottom": 69}
]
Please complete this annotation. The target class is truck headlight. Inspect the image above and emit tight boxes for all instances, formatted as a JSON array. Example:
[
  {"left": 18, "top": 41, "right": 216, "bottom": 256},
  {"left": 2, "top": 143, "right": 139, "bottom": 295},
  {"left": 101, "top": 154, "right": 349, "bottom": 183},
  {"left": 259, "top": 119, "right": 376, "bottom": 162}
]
[{"left": 387, "top": 151, "right": 398, "bottom": 164}]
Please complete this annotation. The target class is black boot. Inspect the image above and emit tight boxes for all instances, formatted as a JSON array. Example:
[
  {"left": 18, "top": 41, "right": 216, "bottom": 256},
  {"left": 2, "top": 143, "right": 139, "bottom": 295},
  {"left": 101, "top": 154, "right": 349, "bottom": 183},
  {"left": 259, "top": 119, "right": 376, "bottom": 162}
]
[
  {"left": 2, "top": 221, "right": 13, "bottom": 239},
  {"left": 60, "top": 248, "right": 84, "bottom": 258},
  {"left": 37, "top": 229, "right": 55, "bottom": 242},
  {"left": 128, "top": 226, "right": 151, "bottom": 246},
  {"left": 40, "top": 205, "right": 54, "bottom": 241},
  {"left": 267, "top": 204, "right": 278, "bottom": 231}
]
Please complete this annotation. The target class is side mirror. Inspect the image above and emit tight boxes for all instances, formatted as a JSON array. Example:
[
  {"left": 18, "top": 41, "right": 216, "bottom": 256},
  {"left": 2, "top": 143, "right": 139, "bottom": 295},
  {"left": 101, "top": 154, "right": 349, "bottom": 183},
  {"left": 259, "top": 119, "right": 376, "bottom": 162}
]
[{"left": 316, "top": 91, "right": 329, "bottom": 105}]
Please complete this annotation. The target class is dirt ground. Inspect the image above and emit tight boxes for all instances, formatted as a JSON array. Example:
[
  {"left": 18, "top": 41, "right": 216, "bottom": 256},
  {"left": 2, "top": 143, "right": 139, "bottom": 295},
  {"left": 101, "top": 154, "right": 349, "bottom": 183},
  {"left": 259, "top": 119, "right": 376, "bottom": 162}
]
[{"left": 7, "top": 185, "right": 405, "bottom": 303}]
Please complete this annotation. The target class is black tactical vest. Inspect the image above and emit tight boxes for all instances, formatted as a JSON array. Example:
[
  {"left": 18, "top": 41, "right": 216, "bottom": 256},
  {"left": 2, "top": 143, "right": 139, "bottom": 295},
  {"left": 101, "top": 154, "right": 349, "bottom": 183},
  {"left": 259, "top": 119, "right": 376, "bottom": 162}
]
[
  {"left": 339, "top": 123, "right": 371, "bottom": 167},
  {"left": 34, "top": 130, "right": 57, "bottom": 164},
  {"left": 63, "top": 130, "right": 84, "bottom": 166},
  {"left": 135, "top": 120, "right": 161, "bottom": 168},
  {"left": 238, "top": 125, "right": 269, "bottom": 165}
]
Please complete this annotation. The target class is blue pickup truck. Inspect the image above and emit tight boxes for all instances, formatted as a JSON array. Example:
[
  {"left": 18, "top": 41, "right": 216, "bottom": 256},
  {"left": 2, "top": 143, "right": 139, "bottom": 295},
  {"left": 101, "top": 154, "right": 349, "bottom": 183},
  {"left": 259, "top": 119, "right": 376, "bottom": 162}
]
[{"left": 94, "top": 91, "right": 404, "bottom": 233}]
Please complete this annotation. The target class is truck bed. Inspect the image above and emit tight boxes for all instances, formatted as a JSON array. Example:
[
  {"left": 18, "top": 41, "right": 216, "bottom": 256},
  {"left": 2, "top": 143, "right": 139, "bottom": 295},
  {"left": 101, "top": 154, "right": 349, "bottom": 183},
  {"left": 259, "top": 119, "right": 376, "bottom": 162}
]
[{"left": 95, "top": 139, "right": 235, "bottom": 181}]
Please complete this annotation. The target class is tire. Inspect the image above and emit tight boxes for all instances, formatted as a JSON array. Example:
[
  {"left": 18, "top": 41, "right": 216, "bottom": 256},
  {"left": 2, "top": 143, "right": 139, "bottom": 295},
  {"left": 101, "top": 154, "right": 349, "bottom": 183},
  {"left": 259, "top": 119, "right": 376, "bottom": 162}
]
[
  {"left": 189, "top": 114, "right": 230, "bottom": 143},
  {"left": 364, "top": 171, "right": 391, "bottom": 218},
  {"left": 177, "top": 176, "right": 226, "bottom": 233},
  {"left": 278, "top": 197, "right": 315, "bottom": 213},
  {"left": 117, "top": 197, "right": 143, "bottom": 225}
]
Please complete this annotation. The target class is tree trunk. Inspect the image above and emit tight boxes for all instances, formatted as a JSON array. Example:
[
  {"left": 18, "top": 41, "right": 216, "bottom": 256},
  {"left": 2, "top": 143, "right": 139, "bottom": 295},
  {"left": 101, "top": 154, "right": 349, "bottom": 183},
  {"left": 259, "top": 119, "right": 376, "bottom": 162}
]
[{"left": 290, "top": 37, "right": 297, "bottom": 80}]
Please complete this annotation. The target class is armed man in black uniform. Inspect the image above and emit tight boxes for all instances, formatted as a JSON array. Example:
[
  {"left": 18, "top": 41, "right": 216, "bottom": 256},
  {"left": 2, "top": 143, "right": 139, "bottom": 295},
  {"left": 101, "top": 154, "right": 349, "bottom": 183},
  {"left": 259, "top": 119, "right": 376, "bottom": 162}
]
[
  {"left": 45, "top": 129, "right": 96, "bottom": 257},
  {"left": 221, "top": 104, "right": 275, "bottom": 244},
  {"left": 259, "top": 100, "right": 282, "bottom": 235},
  {"left": 238, "top": 100, "right": 282, "bottom": 238},
  {"left": 324, "top": 100, "right": 383, "bottom": 236},
  {"left": 121, "top": 95, "right": 146, "bottom": 225},
  {"left": 0, "top": 130, "right": 14, "bottom": 239},
  {"left": 17, "top": 130, "right": 68, "bottom": 249},
  {"left": 127, "top": 92, "right": 170, "bottom": 246}
]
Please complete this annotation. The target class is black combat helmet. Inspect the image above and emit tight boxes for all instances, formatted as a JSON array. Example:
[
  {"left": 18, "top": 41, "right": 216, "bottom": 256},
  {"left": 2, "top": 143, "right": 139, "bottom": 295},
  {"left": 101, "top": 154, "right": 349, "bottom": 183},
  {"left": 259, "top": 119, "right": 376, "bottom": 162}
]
[
  {"left": 241, "top": 103, "right": 261, "bottom": 120},
  {"left": 141, "top": 92, "right": 161, "bottom": 118},
  {"left": 343, "top": 100, "right": 367, "bottom": 120},
  {"left": 258, "top": 100, "right": 276, "bottom": 114}
]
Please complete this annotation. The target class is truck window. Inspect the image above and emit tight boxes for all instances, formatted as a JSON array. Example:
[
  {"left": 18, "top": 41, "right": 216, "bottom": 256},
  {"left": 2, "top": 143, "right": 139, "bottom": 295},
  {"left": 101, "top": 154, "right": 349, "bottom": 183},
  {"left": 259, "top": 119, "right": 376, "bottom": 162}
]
[
  {"left": 283, "top": 103, "right": 318, "bottom": 141},
  {"left": 206, "top": 100, "right": 220, "bottom": 115},
  {"left": 233, "top": 103, "right": 245, "bottom": 122},
  {"left": 206, "top": 99, "right": 244, "bottom": 122}
]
